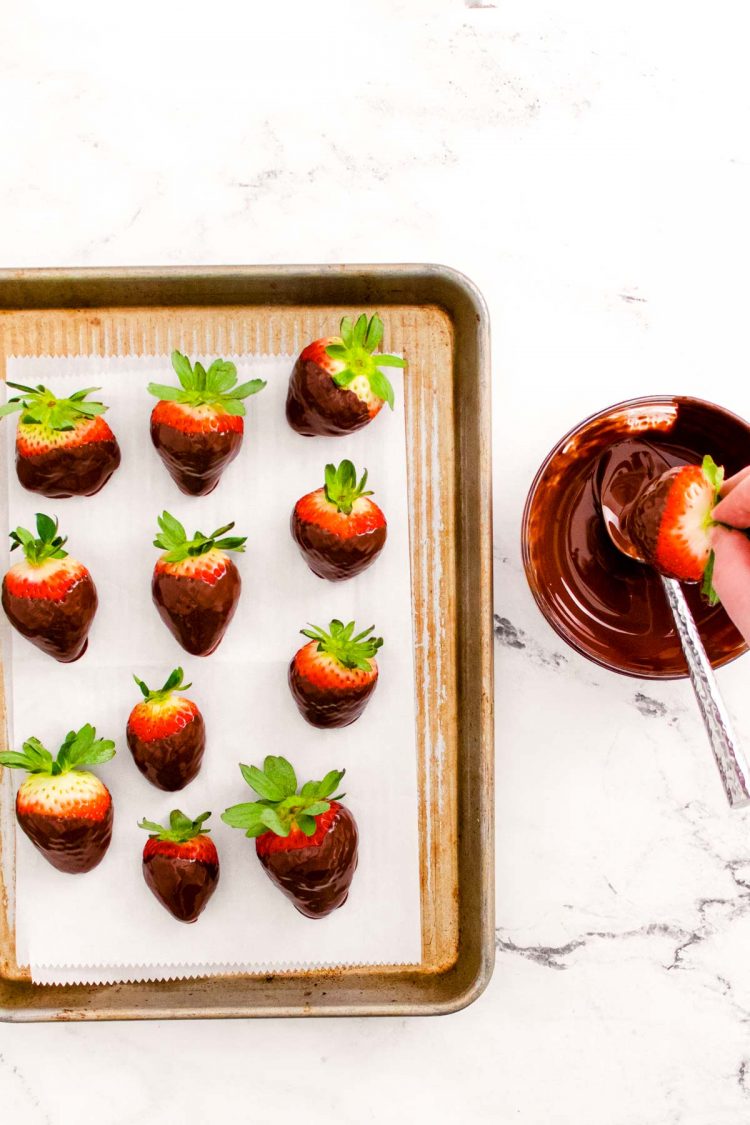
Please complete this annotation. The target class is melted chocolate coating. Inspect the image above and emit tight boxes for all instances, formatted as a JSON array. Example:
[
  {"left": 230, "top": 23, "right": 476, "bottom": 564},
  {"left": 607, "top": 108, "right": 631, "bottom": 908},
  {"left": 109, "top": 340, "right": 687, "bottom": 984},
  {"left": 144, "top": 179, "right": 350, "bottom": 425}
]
[
  {"left": 152, "top": 561, "right": 241, "bottom": 656},
  {"left": 258, "top": 806, "right": 358, "bottom": 918},
  {"left": 291, "top": 510, "right": 387, "bottom": 580},
  {"left": 17, "top": 799, "right": 113, "bottom": 874},
  {"left": 16, "top": 439, "right": 120, "bottom": 498},
  {"left": 286, "top": 358, "right": 371, "bottom": 436},
  {"left": 626, "top": 471, "right": 679, "bottom": 570},
  {"left": 2, "top": 572, "right": 98, "bottom": 662},
  {"left": 143, "top": 852, "right": 219, "bottom": 923},
  {"left": 127, "top": 711, "right": 206, "bottom": 791},
  {"left": 288, "top": 661, "right": 377, "bottom": 728},
  {"left": 523, "top": 397, "right": 750, "bottom": 677},
  {"left": 150, "top": 421, "right": 242, "bottom": 496}
]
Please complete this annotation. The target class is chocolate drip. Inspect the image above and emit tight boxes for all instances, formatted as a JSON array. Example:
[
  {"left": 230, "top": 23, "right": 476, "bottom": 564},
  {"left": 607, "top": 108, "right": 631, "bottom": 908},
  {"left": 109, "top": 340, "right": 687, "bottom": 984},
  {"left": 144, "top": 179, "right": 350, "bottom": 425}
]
[
  {"left": 127, "top": 711, "right": 206, "bottom": 791},
  {"left": 16, "top": 439, "right": 120, "bottom": 498},
  {"left": 152, "top": 561, "right": 241, "bottom": 656},
  {"left": 286, "top": 358, "right": 371, "bottom": 436},
  {"left": 258, "top": 806, "right": 358, "bottom": 918},
  {"left": 2, "top": 572, "right": 98, "bottom": 662}
]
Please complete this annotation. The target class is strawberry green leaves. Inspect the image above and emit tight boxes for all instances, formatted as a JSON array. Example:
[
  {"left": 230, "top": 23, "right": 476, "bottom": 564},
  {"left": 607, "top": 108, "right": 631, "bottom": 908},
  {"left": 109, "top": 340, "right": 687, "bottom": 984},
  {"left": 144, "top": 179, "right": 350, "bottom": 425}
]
[
  {"left": 301, "top": 619, "right": 383, "bottom": 671},
  {"left": 138, "top": 809, "right": 212, "bottom": 842},
  {"left": 147, "top": 351, "right": 266, "bottom": 417},
  {"left": 323, "top": 460, "right": 374, "bottom": 515},
  {"left": 133, "top": 666, "right": 191, "bottom": 703},
  {"left": 324, "top": 314, "right": 405, "bottom": 411},
  {"left": 701, "top": 455, "right": 726, "bottom": 606},
  {"left": 9, "top": 513, "right": 69, "bottom": 566},
  {"left": 0, "top": 383, "right": 109, "bottom": 430},
  {"left": 0, "top": 725, "right": 115, "bottom": 777},
  {"left": 153, "top": 511, "right": 247, "bottom": 563},
  {"left": 222, "top": 757, "right": 345, "bottom": 839}
]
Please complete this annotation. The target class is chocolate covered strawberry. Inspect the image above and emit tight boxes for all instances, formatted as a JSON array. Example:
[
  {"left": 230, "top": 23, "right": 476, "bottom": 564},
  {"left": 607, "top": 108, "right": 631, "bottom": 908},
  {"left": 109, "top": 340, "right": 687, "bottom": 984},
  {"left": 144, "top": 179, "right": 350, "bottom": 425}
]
[
  {"left": 289, "top": 619, "right": 382, "bottom": 728},
  {"left": 292, "top": 460, "right": 387, "bottom": 580},
  {"left": 626, "top": 455, "right": 724, "bottom": 584},
  {"left": 148, "top": 351, "right": 266, "bottom": 496},
  {"left": 222, "top": 756, "right": 357, "bottom": 918},
  {"left": 139, "top": 810, "right": 219, "bottom": 923},
  {"left": 0, "top": 382, "right": 120, "bottom": 497},
  {"left": 2, "top": 514, "right": 98, "bottom": 662},
  {"left": 286, "top": 313, "right": 405, "bottom": 437},
  {"left": 151, "top": 511, "right": 245, "bottom": 656},
  {"left": 0, "top": 725, "right": 115, "bottom": 874},
  {"left": 127, "top": 667, "right": 205, "bottom": 791}
]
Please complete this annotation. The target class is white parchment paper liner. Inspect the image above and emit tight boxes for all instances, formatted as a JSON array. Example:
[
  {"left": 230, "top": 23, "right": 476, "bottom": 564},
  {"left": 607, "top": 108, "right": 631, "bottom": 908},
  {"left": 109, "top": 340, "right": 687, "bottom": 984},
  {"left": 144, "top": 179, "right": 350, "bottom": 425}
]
[{"left": 2, "top": 354, "right": 421, "bottom": 984}]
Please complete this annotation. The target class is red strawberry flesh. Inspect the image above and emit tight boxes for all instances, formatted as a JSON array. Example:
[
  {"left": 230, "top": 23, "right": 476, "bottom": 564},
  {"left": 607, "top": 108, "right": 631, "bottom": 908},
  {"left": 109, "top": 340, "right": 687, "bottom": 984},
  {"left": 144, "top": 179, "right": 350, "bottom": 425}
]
[{"left": 626, "top": 464, "right": 715, "bottom": 581}]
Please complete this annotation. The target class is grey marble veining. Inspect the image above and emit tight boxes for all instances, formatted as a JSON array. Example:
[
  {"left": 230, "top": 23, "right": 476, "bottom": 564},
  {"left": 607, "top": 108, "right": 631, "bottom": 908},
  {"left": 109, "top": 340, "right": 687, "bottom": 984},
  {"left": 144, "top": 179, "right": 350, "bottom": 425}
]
[{"left": 3, "top": 0, "right": 750, "bottom": 1121}]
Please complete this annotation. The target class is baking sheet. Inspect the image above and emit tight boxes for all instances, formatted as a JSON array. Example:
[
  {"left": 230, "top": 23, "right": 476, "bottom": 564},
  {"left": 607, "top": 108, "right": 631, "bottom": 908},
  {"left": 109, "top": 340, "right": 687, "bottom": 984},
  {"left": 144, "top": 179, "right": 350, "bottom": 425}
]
[{"left": 3, "top": 352, "right": 421, "bottom": 983}]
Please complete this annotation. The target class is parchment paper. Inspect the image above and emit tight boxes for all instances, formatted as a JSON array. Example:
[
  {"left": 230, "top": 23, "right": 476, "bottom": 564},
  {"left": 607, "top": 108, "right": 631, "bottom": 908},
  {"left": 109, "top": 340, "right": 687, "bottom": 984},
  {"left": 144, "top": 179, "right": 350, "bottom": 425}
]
[{"left": 2, "top": 353, "right": 421, "bottom": 983}]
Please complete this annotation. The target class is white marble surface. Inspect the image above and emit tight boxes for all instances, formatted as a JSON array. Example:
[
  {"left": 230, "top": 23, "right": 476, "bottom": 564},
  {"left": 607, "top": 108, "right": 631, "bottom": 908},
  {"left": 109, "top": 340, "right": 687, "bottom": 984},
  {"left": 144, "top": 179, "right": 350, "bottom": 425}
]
[{"left": 3, "top": 1, "right": 750, "bottom": 1121}]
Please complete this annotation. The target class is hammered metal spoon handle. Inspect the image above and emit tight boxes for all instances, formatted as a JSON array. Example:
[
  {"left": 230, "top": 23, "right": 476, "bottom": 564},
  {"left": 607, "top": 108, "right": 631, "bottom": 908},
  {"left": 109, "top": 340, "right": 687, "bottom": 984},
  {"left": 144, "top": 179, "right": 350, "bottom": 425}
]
[{"left": 661, "top": 575, "right": 750, "bottom": 808}]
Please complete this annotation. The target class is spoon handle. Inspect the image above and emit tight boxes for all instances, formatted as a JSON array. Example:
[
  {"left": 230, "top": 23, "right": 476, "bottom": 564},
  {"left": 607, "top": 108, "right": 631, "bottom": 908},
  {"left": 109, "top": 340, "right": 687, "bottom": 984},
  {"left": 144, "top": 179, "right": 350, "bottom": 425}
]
[{"left": 661, "top": 576, "right": 750, "bottom": 808}]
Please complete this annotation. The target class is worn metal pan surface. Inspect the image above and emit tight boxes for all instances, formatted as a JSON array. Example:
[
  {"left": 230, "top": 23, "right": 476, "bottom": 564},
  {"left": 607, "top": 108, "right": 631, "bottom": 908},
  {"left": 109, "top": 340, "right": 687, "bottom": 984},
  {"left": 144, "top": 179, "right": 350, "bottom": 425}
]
[{"left": 0, "top": 264, "right": 493, "bottom": 1019}]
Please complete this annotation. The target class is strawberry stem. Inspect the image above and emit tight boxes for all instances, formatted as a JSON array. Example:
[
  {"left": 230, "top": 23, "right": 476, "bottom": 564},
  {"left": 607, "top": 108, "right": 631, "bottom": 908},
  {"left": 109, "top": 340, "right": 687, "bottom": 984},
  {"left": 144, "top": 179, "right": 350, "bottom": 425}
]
[
  {"left": 139, "top": 809, "right": 212, "bottom": 841},
  {"left": 221, "top": 756, "right": 345, "bottom": 839},
  {"left": 323, "top": 460, "right": 374, "bottom": 515},
  {"left": 153, "top": 511, "right": 247, "bottom": 563},
  {"left": 324, "top": 314, "right": 404, "bottom": 411},
  {"left": 147, "top": 352, "right": 266, "bottom": 417},
  {"left": 133, "top": 666, "right": 192, "bottom": 703},
  {"left": 300, "top": 619, "right": 383, "bottom": 671},
  {"left": 9, "top": 513, "right": 69, "bottom": 566}
]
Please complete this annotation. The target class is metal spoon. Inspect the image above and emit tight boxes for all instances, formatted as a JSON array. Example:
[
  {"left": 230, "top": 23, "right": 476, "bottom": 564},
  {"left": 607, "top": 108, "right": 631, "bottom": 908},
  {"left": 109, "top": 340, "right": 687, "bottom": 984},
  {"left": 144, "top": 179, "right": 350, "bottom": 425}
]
[{"left": 596, "top": 445, "right": 750, "bottom": 808}]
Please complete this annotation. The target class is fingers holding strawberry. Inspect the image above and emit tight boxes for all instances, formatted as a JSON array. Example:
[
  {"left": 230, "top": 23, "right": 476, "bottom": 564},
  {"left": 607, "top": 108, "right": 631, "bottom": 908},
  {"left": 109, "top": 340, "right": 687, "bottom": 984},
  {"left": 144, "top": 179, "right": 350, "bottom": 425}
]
[
  {"left": 289, "top": 619, "right": 382, "bottom": 728},
  {"left": 0, "top": 383, "right": 120, "bottom": 498},
  {"left": 0, "top": 724, "right": 115, "bottom": 874},
  {"left": 292, "top": 460, "right": 387, "bottom": 581},
  {"left": 286, "top": 313, "right": 405, "bottom": 437},
  {"left": 127, "top": 667, "right": 206, "bottom": 791},
  {"left": 222, "top": 756, "right": 357, "bottom": 918},
  {"left": 139, "top": 810, "right": 219, "bottom": 923},
  {"left": 148, "top": 351, "right": 266, "bottom": 496},
  {"left": 2, "top": 513, "right": 98, "bottom": 662},
  {"left": 151, "top": 511, "right": 246, "bottom": 656}
]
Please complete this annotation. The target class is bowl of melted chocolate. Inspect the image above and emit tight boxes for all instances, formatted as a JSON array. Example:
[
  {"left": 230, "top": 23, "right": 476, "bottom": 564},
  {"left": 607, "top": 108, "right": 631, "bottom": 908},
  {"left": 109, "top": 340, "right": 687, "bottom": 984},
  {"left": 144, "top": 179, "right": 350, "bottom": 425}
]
[{"left": 522, "top": 396, "right": 750, "bottom": 678}]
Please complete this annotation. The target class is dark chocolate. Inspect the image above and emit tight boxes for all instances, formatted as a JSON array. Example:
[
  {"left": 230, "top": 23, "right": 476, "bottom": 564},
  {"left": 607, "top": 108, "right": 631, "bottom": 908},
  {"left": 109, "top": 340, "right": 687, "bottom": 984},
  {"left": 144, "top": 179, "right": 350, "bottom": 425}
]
[
  {"left": 291, "top": 510, "right": 387, "bottom": 581},
  {"left": 17, "top": 799, "right": 113, "bottom": 874},
  {"left": 286, "top": 358, "right": 371, "bottom": 436},
  {"left": 150, "top": 420, "right": 242, "bottom": 496},
  {"left": 2, "top": 572, "right": 98, "bottom": 663},
  {"left": 152, "top": 561, "right": 241, "bottom": 656},
  {"left": 524, "top": 398, "right": 750, "bottom": 677},
  {"left": 288, "top": 660, "right": 377, "bottom": 728},
  {"left": 16, "top": 439, "right": 120, "bottom": 498},
  {"left": 127, "top": 711, "right": 206, "bottom": 791},
  {"left": 257, "top": 805, "right": 358, "bottom": 918},
  {"left": 143, "top": 851, "right": 219, "bottom": 923}
]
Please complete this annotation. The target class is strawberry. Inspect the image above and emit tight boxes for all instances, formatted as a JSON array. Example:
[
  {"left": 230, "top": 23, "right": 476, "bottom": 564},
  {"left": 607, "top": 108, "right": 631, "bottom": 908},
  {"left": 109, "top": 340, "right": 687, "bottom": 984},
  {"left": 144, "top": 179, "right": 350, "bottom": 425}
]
[
  {"left": 626, "top": 455, "right": 724, "bottom": 583},
  {"left": 289, "top": 619, "right": 382, "bottom": 728},
  {"left": 148, "top": 351, "right": 266, "bottom": 496},
  {"left": 139, "top": 810, "right": 219, "bottom": 923},
  {"left": 2, "top": 513, "right": 98, "bottom": 662},
  {"left": 0, "top": 382, "right": 120, "bottom": 497},
  {"left": 127, "top": 667, "right": 205, "bottom": 791},
  {"left": 222, "top": 756, "right": 357, "bottom": 918},
  {"left": 286, "top": 313, "right": 405, "bottom": 436},
  {"left": 0, "top": 724, "right": 115, "bottom": 874},
  {"left": 151, "top": 511, "right": 246, "bottom": 656},
  {"left": 291, "top": 460, "right": 387, "bottom": 581}
]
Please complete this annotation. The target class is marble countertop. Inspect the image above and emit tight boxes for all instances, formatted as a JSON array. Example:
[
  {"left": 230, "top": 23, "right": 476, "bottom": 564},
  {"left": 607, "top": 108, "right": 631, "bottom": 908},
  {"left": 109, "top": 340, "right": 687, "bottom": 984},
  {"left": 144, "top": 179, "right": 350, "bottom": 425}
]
[{"left": 3, "top": 1, "right": 750, "bottom": 1121}]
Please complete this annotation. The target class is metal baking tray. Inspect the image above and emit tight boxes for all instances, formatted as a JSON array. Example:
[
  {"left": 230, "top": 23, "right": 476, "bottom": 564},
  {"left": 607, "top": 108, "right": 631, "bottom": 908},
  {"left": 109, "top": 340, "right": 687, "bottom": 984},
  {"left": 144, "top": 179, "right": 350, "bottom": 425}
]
[{"left": 0, "top": 264, "right": 493, "bottom": 1020}]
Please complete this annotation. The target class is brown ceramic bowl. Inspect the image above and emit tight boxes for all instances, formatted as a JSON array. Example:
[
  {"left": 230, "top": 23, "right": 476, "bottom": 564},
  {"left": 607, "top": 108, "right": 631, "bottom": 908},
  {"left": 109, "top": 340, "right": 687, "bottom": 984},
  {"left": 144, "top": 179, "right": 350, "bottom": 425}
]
[{"left": 521, "top": 395, "right": 750, "bottom": 679}]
